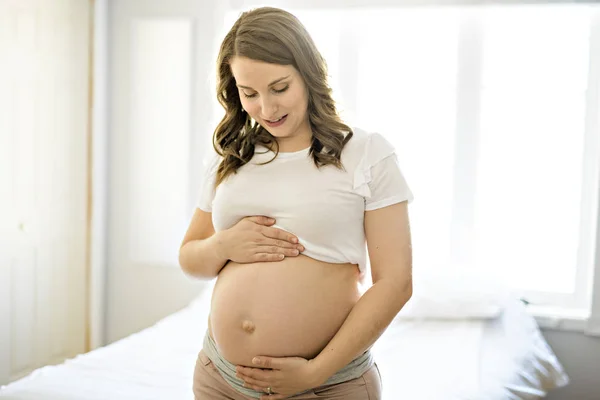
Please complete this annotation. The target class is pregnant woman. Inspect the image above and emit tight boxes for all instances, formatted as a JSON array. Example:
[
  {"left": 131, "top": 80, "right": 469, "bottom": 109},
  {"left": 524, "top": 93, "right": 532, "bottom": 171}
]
[{"left": 179, "top": 6, "right": 414, "bottom": 400}]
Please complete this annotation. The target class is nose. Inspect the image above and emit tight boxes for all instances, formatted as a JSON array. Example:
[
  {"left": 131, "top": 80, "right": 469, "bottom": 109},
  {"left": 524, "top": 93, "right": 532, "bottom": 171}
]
[{"left": 260, "top": 96, "right": 278, "bottom": 119}]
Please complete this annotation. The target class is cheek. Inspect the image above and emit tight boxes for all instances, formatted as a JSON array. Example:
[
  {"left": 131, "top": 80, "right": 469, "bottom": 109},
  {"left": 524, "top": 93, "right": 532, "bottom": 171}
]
[
  {"left": 283, "top": 90, "right": 308, "bottom": 112},
  {"left": 242, "top": 100, "right": 260, "bottom": 117},
  {"left": 296, "top": 87, "right": 309, "bottom": 112}
]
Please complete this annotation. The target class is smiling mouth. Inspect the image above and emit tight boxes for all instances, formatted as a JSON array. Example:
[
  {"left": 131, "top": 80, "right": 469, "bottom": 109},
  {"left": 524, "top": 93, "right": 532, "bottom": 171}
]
[
  {"left": 263, "top": 114, "right": 288, "bottom": 127},
  {"left": 266, "top": 115, "right": 286, "bottom": 123}
]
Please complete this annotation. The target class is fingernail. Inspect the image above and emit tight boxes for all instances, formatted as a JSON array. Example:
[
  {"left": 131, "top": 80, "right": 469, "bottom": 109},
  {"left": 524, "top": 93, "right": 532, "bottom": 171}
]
[
  {"left": 252, "top": 357, "right": 260, "bottom": 365},
  {"left": 291, "top": 237, "right": 298, "bottom": 243}
]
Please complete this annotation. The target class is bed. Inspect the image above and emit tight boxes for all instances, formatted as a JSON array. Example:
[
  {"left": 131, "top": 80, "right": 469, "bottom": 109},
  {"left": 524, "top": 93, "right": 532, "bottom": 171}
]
[{"left": 0, "top": 285, "right": 569, "bottom": 400}]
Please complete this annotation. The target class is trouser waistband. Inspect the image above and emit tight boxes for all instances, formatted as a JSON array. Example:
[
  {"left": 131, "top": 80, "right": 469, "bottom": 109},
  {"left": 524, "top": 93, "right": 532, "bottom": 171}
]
[{"left": 202, "top": 331, "right": 373, "bottom": 399}]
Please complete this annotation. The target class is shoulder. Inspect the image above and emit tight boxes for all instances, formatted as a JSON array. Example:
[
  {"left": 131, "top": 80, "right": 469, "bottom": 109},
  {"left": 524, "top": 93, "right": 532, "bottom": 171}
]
[
  {"left": 201, "top": 147, "right": 223, "bottom": 182},
  {"left": 345, "top": 128, "right": 413, "bottom": 204},
  {"left": 343, "top": 126, "right": 369, "bottom": 153},
  {"left": 343, "top": 127, "right": 396, "bottom": 165}
]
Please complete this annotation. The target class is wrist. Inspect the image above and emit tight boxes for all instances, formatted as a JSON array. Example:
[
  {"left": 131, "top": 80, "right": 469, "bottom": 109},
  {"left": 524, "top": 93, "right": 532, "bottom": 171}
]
[
  {"left": 308, "top": 356, "right": 333, "bottom": 387},
  {"left": 212, "top": 230, "right": 230, "bottom": 263}
]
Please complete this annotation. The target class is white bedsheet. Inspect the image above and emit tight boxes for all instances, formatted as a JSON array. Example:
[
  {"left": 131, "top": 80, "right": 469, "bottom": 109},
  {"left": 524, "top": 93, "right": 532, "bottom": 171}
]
[
  {"left": 0, "top": 293, "right": 569, "bottom": 400},
  {"left": 373, "top": 299, "right": 569, "bottom": 400},
  {"left": 373, "top": 319, "right": 484, "bottom": 399},
  {"left": 478, "top": 300, "right": 570, "bottom": 400}
]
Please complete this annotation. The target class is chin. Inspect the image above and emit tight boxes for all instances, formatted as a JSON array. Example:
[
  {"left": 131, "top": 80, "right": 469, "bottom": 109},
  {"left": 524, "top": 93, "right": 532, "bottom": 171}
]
[
  {"left": 268, "top": 130, "right": 292, "bottom": 138},
  {"left": 261, "top": 125, "right": 292, "bottom": 138}
]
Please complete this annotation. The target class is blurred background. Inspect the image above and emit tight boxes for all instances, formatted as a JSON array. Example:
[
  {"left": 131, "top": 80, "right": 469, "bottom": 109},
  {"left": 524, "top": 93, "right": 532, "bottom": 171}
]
[{"left": 1, "top": 0, "right": 600, "bottom": 398}]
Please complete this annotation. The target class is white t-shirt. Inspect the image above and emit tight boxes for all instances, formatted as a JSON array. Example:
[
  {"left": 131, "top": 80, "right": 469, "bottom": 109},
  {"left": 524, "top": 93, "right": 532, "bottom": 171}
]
[{"left": 197, "top": 127, "right": 414, "bottom": 276}]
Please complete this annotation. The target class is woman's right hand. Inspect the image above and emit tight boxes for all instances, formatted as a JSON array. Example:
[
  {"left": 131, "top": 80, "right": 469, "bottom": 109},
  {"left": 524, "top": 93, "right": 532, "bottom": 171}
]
[{"left": 219, "top": 216, "right": 305, "bottom": 263}]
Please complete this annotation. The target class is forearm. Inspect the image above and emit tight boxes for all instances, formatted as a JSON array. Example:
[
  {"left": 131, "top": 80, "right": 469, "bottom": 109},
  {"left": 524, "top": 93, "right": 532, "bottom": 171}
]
[
  {"left": 179, "top": 231, "right": 229, "bottom": 279},
  {"left": 312, "top": 278, "right": 412, "bottom": 383}
]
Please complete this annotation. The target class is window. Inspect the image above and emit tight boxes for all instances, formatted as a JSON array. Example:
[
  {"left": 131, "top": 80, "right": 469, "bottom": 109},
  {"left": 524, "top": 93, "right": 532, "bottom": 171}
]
[{"left": 475, "top": 7, "right": 592, "bottom": 307}]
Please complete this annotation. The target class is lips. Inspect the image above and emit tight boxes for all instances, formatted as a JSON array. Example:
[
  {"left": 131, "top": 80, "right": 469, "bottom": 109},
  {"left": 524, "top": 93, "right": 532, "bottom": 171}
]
[{"left": 263, "top": 114, "right": 288, "bottom": 128}]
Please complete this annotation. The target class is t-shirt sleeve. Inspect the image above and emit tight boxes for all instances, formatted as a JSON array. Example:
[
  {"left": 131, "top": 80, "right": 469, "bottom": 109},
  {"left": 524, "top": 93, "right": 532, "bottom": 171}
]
[
  {"left": 196, "top": 150, "right": 221, "bottom": 212},
  {"left": 353, "top": 132, "right": 414, "bottom": 211}
]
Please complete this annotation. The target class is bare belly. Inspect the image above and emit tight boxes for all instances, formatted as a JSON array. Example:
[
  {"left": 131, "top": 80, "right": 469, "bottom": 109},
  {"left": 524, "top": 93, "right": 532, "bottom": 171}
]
[{"left": 209, "top": 254, "right": 361, "bottom": 367}]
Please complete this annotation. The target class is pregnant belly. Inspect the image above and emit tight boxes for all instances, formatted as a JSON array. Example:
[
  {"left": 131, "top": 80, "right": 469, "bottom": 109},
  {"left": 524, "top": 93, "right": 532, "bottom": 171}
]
[{"left": 209, "top": 254, "right": 361, "bottom": 367}]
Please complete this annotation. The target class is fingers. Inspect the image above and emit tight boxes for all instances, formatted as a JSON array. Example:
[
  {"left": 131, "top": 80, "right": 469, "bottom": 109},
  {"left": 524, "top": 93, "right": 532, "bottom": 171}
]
[
  {"left": 244, "top": 382, "right": 267, "bottom": 393},
  {"left": 263, "top": 238, "right": 303, "bottom": 250},
  {"left": 253, "top": 253, "right": 286, "bottom": 262},
  {"left": 245, "top": 217, "right": 299, "bottom": 246},
  {"left": 256, "top": 228, "right": 304, "bottom": 260},
  {"left": 242, "top": 217, "right": 305, "bottom": 262},
  {"left": 257, "top": 245, "right": 300, "bottom": 257},
  {"left": 251, "top": 246, "right": 301, "bottom": 261},
  {"left": 238, "top": 375, "right": 270, "bottom": 389},
  {"left": 237, "top": 366, "right": 276, "bottom": 381},
  {"left": 262, "top": 226, "right": 298, "bottom": 244},
  {"left": 246, "top": 216, "right": 275, "bottom": 226},
  {"left": 255, "top": 234, "right": 304, "bottom": 253}
]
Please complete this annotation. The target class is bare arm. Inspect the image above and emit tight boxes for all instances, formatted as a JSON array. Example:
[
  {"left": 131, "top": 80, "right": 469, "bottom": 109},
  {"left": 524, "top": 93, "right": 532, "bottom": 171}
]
[
  {"left": 236, "top": 201, "right": 414, "bottom": 398},
  {"left": 178, "top": 208, "right": 227, "bottom": 279},
  {"left": 179, "top": 210, "right": 304, "bottom": 280},
  {"left": 311, "top": 201, "right": 413, "bottom": 382}
]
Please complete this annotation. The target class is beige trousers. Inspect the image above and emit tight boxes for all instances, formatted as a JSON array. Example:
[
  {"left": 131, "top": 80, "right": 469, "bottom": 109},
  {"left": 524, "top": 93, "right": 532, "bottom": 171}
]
[{"left": 193, "top": 349, "right": 382, "bottom": 400}]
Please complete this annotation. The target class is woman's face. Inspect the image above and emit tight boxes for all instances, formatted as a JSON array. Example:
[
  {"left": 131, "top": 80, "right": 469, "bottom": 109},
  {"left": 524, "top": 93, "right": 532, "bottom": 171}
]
[{"left": 230, "top": 56, "right": 311, "bottom": 147}]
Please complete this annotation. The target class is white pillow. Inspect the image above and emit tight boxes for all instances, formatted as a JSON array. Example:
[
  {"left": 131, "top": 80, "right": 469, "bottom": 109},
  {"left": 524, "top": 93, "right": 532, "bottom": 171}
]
[{"left": 395, "top": 269, "right": 513, "bottom": 320}]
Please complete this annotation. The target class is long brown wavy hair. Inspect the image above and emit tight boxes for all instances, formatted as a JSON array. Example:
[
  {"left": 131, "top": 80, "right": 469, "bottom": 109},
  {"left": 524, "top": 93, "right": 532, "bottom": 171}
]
[{"left": 212, "top": 6, "right": 353, "bottom": 186}]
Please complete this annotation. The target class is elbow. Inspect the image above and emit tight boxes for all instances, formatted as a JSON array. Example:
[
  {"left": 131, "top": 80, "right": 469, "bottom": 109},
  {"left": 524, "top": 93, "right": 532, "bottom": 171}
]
[
  {"left": 179, "top": 262, "right": 215, "bottom": 281},
  {"left": 403, "top": 278, "right": 413, "bottom": 303},
  {"left": 178, "top": 242, "right": 191, "bottom": 273},
  {"left": 178, "top": 243, "right": 213, "bottom": 280},
  {"left": 178, "top": 248, "right": 195, "bottom": 278}
]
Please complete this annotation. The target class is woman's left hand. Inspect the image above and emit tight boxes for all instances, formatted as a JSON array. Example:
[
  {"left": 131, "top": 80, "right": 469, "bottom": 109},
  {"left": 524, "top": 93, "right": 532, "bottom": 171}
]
[{"left": 236, "top": 356, "right": 324, "bottom": 399}]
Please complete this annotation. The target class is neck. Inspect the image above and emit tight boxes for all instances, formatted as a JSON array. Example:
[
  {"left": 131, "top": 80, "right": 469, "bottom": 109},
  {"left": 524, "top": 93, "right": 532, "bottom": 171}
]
[{"left": 275, "top": 120, "right": 312, "bottom": 152}]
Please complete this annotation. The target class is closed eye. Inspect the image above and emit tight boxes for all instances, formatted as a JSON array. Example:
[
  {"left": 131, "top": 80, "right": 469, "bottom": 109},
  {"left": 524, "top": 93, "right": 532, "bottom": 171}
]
[
  {"left": 273, "top": 85, "right": 289, "bottom": 94},
  {"left": 241, "top": 85, "right": 289, "bottom": 99}
]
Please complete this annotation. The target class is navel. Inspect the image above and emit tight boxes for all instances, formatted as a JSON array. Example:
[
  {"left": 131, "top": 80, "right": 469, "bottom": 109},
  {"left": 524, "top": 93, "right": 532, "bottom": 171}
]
[{"left": 242, "top": 320, "right": 256, "bottom": 333}]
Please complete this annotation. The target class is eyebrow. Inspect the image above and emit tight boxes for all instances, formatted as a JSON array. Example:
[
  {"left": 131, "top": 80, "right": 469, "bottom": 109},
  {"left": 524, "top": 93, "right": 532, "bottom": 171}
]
[{"left": 236, "top": 75, "right": 290, "bottom": 90}]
